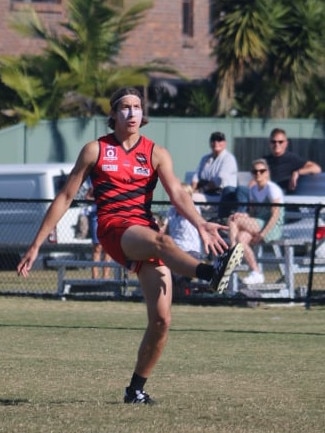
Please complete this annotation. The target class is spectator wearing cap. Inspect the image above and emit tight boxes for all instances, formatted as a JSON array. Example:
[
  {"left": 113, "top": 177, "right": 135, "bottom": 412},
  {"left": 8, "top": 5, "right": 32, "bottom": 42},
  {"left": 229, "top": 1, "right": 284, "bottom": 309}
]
[{"left": 192, "top": 131, "right": 248, "bottom": 220}]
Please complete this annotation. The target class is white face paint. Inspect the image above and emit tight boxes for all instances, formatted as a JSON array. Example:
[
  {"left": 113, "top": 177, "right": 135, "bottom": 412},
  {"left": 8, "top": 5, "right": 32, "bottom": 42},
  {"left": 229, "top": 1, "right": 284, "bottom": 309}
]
[
  {"left": 114, "top": 95, "right": 143, "bottom": 129},
  {"left": 119, "top": 106, "right": 143, "bottom": 120},
  {"left": 112, "top": 95, "right": 143, "bottom": 132}
]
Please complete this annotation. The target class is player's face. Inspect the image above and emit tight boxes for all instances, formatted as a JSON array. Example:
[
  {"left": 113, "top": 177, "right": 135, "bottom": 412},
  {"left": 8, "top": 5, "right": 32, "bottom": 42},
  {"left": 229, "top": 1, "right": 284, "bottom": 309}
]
[
  {"left": 270, "top": 133, "right": 288, "bottom": 157},
  {"left": 115, "top": 95, "right": 143, "bottom": 133}
]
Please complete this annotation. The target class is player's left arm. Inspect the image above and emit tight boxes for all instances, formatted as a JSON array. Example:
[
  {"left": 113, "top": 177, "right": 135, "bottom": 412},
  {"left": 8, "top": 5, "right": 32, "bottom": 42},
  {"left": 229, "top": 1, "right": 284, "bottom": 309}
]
[{"left": 153, "top": 145, "right": 228, "bottom": 254}]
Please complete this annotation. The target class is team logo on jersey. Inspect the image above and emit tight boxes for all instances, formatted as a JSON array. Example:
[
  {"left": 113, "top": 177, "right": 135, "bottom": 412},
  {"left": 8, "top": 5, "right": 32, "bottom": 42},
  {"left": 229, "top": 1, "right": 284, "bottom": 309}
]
[
  {"left": 135, "top": 153, "right": 147, "bottom": 165},
  {"left": 134, "top": 166, "right": 150, "bottom": 176},
  {"left": 104, "top": 145, "right": 118, "bottom": 160},
  {"left": 102, "top": 164, "right": 118, "bottom": 172}
]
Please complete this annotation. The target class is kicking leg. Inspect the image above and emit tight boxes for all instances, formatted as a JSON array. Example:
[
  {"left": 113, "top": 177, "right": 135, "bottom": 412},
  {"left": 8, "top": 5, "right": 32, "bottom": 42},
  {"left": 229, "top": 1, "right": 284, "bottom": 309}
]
[
  {"left": 122, "top": 225, "right": 242, "bottom": 293},
  {"left": 121, "top": 225, "right": 204, "bottom": 278}
]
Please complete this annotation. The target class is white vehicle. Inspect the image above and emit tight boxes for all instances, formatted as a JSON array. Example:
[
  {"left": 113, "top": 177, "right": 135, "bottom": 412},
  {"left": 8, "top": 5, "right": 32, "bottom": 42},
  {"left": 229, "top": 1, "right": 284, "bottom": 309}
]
[{"left": 0, "top": 164, "right": 91, "bottom": 267}]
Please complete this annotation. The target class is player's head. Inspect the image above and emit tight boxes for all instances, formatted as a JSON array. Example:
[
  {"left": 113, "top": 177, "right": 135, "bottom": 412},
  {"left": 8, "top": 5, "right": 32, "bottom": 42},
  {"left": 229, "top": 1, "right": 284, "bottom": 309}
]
[{"left": 108, "top": 87, "right": 149, "bottom": 130}]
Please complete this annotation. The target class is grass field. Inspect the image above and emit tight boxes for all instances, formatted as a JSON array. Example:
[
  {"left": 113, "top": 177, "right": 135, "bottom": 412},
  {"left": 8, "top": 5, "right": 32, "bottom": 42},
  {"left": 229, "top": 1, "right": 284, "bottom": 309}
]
[{"left": 1, "top": 297, "right": 324, "bottom": 433}]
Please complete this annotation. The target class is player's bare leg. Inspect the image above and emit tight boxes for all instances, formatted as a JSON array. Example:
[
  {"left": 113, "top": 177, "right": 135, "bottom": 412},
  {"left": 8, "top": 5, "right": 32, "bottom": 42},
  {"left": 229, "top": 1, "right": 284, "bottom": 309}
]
[
  {"left": 121, "top": 225, "right": 202, "bottom": 278},
  {"left": 121, "top": 225, "right": 243, "bottom": 295},
  {"left": 124, "top": 262, "right": 172, "bottom": 404}
]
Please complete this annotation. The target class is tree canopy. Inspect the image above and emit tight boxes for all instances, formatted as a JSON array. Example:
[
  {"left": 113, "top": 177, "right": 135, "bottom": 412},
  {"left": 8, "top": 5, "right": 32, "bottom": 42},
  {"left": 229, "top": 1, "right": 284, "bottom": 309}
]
[
  {"left": 1, "top": 0, "right": 325, "bottom": 125},
  {"left": 0, "top": 0, "right": 178, "bottom": 126},
  {"left": 211, "top": 0, "right": 325, "bottom": 118}
]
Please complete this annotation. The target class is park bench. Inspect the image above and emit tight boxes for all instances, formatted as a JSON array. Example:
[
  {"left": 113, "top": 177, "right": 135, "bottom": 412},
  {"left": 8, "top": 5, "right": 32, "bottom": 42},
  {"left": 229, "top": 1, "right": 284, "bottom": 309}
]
[
  {"left": 46, "top": 241, "right": 325, "bottom": 301},
  {"left": 231, "top": 237, "right": 325, "bottom": 299},
  {"left": 46, "top": 259, "right": 136, "bottom": 298}
]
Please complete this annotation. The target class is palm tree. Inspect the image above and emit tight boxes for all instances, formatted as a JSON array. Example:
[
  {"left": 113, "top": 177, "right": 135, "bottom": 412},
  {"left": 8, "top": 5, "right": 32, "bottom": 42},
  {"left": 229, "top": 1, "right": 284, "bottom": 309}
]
[
  {"left": 0, "top": 55, "right": 59, "bottom": 126},
  {"left": 267, "top": 0, "right": 325, "bottom": 117},
  {"left": 211, "top": 0, "right": 325, "bottom": 118},
  {"left": 211, "top": 0, "right": 277, "bottom": 116},
  {"left": 300, "top": 67, "right": 325, "bottom": 120}
]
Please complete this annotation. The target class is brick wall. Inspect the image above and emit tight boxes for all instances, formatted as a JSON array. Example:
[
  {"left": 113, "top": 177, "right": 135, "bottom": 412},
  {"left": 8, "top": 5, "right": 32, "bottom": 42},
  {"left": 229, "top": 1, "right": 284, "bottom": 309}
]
[
  {"left": 0, "top": 0, "right": 215, "bottom": 80},
  {"left": 117, "top": 0, "right": 215, "bottom": 79},
  {"left": 0, "top": 0, "right": 68, "bottom": 56}
]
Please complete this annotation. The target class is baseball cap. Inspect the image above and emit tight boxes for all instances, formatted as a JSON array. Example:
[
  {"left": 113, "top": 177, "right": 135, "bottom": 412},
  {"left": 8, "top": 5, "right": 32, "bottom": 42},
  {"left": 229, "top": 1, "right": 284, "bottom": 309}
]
[{"left": 210, "top": 131, "right": 225, "bottom": 142}]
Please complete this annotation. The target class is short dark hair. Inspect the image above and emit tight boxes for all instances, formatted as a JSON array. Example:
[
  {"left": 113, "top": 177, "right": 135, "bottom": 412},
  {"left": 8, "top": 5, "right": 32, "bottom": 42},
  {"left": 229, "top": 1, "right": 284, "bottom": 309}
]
[
  {"left": 210, "top": 131, "right": 226, "bottom": 142},
  {"left": 270, "top": 128, "right": 286, "bottom": 139},
  {"left": 108, "top": 87, "right": 149, "bottom": 130}
]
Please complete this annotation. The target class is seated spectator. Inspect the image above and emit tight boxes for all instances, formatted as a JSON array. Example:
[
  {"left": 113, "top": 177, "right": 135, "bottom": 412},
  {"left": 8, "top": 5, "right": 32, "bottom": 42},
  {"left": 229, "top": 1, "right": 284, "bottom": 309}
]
[
  {"left": 192, "top": 131, "right": 237, "bottom": 197},
  {"left": 228, "top": 159, "right": 284, "bottom": 285},
  {"left": 264, "top": 128, "right": 321, "bottom": 194},
  {"left": 162, "top": 183, "right": 203, "bottom": 297},
  {"left": 163, "top": 183, "right": 203, "bottom": 259},
  {"left": 192, "top": 131, "right": 248, "bottom": 220}
]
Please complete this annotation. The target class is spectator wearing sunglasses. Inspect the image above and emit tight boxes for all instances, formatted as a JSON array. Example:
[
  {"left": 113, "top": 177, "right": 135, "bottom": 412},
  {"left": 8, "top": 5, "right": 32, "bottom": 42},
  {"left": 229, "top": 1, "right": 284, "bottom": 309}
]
[
  {"left": 228, "top": 159, "right": 284, "bottom": 285},
  {"left": 264, "top": 128, "right": 321, "bottom": 193}
]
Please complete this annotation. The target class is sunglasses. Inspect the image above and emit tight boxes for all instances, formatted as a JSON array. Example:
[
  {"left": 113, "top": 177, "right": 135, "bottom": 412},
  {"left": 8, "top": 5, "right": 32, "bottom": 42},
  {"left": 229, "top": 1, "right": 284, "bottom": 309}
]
[
  {"left": 270, "top": 140, "right": 284, "bottom": 145},
  {"left": 252, "top": 168, "right": 267, "bottom": 175}
]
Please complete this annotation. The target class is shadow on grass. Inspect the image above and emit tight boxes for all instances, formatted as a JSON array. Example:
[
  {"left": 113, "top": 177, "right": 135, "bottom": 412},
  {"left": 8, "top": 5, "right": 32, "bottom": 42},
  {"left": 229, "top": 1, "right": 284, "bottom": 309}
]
[
  {"left": 0, "top": 322, "right": 324, "bottom": 336},
  {"left": 0, "top": 398, "right": 30, "bottom": 406},
  {"left": 0, "top": 397, "right": 120, "bottom": 406}
]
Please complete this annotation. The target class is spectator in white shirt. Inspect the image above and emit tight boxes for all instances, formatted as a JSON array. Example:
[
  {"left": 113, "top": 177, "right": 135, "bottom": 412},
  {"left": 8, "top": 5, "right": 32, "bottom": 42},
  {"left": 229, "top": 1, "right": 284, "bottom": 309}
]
[
  {"left": 228, "top": 159, "right": 284, "bottom": 285},
  {"left": 163, "top": 183, "right": 203, "bottom": 259},
  {"left": 192, "top": 131, "right": 248, "bottom": 220},
  {"left": 162, "top": 183, "right": 203, "bottom": 298}
]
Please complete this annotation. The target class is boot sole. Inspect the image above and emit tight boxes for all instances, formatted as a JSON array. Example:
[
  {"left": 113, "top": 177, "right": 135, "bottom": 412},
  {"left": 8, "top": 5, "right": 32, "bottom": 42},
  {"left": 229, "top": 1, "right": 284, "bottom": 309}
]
[{"left": 216, "top": 244, "right": 244, "bottom": 293}]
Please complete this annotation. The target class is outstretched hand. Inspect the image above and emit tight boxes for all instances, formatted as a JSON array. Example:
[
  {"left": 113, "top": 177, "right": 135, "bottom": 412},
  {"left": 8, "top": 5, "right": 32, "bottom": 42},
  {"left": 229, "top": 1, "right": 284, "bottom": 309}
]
[
  {"left": 197, "top": 221, "right": 229, "bottom": 256},
  {"left": 17, "top": 246, "right": 39, "bottom": 278}
]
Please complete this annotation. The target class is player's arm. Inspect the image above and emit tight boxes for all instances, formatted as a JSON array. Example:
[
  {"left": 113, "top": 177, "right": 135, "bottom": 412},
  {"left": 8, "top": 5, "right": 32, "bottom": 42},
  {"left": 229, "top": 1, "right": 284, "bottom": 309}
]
[
  {"left": 153, "top": 145, "right": 203, "bottom": 223},
  {"left": 17, "top": 141, "right": 99, "bottom": 276},
  {"left": 153, "top": 145, "right": 228, "bottom": 255}
]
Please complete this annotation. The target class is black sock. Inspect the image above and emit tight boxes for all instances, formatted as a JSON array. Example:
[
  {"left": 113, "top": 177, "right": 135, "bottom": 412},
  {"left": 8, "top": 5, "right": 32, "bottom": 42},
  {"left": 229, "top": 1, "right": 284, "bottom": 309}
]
[
  {"left": 196, "top": 263, "right": 214, "bottom": 281},
  {"left": 129, "top": 372, "right": 147, "bottom": 391}
]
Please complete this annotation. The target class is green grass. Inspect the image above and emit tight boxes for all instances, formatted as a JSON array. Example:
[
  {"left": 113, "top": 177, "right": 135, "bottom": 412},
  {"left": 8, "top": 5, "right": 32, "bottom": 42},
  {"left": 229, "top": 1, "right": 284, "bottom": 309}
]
[{"left": 0, "top": 298, "right": 324, "bottom": 433}]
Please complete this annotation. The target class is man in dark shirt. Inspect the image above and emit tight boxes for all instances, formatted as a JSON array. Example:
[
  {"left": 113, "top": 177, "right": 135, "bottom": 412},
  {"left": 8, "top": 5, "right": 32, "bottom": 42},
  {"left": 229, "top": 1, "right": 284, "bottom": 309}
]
[{"left": 264, "top": 128, "right": 321, "bottom": 193}]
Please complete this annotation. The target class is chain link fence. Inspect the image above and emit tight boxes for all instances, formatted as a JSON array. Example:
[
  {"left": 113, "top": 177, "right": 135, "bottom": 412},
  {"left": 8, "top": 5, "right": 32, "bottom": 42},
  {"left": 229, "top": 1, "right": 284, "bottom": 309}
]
[{"left": 0, "top": 199, "right": 324, "bottom": 306}]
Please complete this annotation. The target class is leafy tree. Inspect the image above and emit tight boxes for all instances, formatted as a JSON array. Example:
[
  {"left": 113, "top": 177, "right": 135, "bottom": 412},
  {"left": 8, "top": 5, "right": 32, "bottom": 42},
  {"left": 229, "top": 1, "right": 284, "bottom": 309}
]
[
  {"left": 0, "top": 0, "right": 178, "bottom": 126},
  {"left": 211, "top": 0, "right": 277, "bottom": 116},
  {"left": 299, "top": 72, "right": 325, "bottom": 120},
  {"left": 211, "top": 0, "right": 325, "bottom": 118},
  {"left": 267, "top": 0, "right": 325, "bottom": 117}
]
